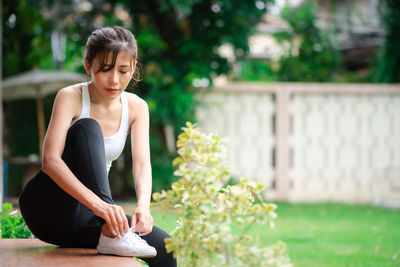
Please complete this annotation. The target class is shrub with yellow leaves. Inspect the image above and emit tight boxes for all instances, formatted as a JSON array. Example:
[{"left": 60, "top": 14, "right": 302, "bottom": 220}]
[{"left": 152, "top": 122, "right": 292, "bottom": 266}]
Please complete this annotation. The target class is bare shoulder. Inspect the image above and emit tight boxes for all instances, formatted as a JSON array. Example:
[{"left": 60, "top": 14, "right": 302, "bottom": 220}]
[
  {"left": 124, "top": 92, "right": 149, "bottom": 122},
  {"left": 54, "top": 83, "right": 83, "bottom": 118},
  {"left": 124, "top": 91, "right": 147, "bottom": 107},
  {"left": 57, "top": 83, "right": 83, "bottom": 99}
]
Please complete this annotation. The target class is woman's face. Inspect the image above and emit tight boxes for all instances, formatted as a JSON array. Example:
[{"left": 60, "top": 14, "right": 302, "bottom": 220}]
[{"left": 85, "top": 50, "right": 135, "bottom": 99}]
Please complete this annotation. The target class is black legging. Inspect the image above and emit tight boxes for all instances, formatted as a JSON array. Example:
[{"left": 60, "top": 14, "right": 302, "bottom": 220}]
[{"left": 19, "top": 118, "right": 176, "bottom": 267}]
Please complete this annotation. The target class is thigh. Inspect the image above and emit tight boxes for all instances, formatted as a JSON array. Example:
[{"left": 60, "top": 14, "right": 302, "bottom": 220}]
[
  {"left": 62, "top": 118, "right": 112, "bottom": 204},
  {"left": 19, "top": 118, "right": 112, "bottom": 246},
  {"left": 19, "top": 171, "right": 79, "bottom": 245}
]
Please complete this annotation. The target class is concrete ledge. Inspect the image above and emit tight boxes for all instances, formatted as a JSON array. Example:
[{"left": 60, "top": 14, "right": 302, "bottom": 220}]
[{"left": 0, "top": 239, "right": 143, "bottom": 267}]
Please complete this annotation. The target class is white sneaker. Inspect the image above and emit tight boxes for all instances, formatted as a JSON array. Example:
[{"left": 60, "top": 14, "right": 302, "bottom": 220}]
[{"left": 97, "top": 228, "right": 157, "bottom": 258}]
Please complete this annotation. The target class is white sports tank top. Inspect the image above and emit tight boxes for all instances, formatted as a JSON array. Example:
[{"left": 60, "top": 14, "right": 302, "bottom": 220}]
[{"left": 71, "top": 82, "right": 129, "bottom": 174}]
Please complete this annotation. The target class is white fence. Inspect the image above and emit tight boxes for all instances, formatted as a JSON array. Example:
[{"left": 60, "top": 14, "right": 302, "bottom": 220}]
[{"left": 196, "top": 82, "right": 400, "bottom": 204}]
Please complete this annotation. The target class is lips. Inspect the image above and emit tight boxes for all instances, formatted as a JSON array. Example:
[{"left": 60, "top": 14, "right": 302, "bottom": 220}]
[{"left": 106, "top": 88, "right": 119, "bottom": 94}]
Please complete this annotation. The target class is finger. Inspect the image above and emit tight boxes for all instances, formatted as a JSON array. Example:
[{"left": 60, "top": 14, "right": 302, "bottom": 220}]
[
  {"left": 130, "top": 212, "right": 137, "bottom": 229},
  {"left": 114, "top": 206, "right": 127, "bottom": 237},
  {"left": 118, "top": 207, "right": 130, "bottom": 233},
  {"left": 104, "top": 215, "right": 117, "bottom": 238},
  {"left": 113, "top": 207, "right": 123, "bottom": 236},
  {"left": 105, "top": 219, "right": 117, "bottom": 237},
  {"left": 135, "top": 218, "right": 145, "bottom": 233},
  {"left": 115, "top": 216, "right": 124, "bottom": 237},
  {"left": 109, "top": 209, "right": 122, "bottom": 238},
  {"left": 145, "top": 218, "right": 154, "bottom": 235},
  {"left": 135, "top": 226, "right": 144, "bottom": 234},
  {"left": 140, "top": 225, "right": 153, "bottom": 236},
  {"left": 137, "top": 216, "right": 152, "bottom": 234},
  {"left": 133, "top": 212, "right": 143, "bottom": 231},
  {"left": 141, "top": 216, "right": 154, "bottom": 236}
]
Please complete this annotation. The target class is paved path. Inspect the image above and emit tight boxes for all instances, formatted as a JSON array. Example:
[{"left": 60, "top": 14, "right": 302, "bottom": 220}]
[{"left": 0, "top": 239, "right": 143, "bottom": 267}]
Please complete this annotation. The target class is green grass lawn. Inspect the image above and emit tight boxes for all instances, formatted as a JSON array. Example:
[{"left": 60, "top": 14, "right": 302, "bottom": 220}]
[{"left": 147, "top": 202, "right": 400, "bottom": 267}]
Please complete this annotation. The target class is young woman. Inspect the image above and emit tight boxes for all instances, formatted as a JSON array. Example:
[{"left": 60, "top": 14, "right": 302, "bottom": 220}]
[{"left": 19, "top": 26, "right": 176, "bottom": 267}]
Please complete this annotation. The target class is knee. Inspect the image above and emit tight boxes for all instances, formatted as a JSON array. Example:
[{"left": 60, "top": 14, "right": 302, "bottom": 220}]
[
  {"left": 68, "top": 118, "right": 102, "bottom": 140},
  {"left": 70, "top": 118, "right": 101, "bottom": 132}
]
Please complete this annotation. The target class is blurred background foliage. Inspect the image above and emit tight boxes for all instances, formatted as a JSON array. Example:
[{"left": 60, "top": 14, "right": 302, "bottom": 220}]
[
  {"left": 3, "top": 0, "right": 268, "bottom": 198},
  {"left": 2, "top": 0, "right": 400, "bottom": 199},
  {"left": 374, "top": 0, "right": 400, "bottom": 83},
  {"left": 272, "top": 0, "right": 339, "bottom": 82}
]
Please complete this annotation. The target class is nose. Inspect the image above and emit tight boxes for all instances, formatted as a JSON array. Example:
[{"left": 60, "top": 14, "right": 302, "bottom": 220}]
[{"left": 108, "top": 70, "right": 118, "bottom": 85}]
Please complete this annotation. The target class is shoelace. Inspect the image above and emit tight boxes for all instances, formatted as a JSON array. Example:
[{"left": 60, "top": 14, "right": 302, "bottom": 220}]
[{"left": 122, "top": 230, "right": 149, "bottom": 246}]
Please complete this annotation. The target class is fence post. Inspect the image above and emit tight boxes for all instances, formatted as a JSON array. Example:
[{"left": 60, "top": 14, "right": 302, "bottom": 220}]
[{"left": 275, "top": 87, "right": 290, "bottom": 201}]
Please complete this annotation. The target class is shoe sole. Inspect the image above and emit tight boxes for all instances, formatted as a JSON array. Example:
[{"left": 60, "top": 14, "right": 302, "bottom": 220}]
[
  {"left": 98, "top": 252, "right": 157, "bottom": 258},
  {"left": 97, "top": 246, "right": 157, "bottom": 258},
  {"left": 133, "top": 254, "right": 157, "bottom": 258}
]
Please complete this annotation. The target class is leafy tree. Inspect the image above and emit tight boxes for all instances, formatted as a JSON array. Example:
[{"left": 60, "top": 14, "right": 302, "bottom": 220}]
[
  {"left": 3, "top": 0, "right": 54, "bottom": 77},
  {"left": 236, "top": 59, "right": 277, "bottom": 81},
  {"left": 3, "top": 0, "right": 270, "bottom": 196},
  {"left": 273, "top": 0, "right": 339, "bottom": 82},
  {"left": 374, "top": 0, "right": 400, "bottom": 83},
  {"left": 153, "top": 123, "right": 291, "bottom": 266},
  {"left": 119, "top": 0, "right": 269, "bottom": 192}
]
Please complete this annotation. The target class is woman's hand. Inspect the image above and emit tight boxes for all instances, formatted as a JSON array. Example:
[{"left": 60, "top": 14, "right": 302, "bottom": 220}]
[
  {"left": 131, "top": 205, "right": 154, "bottom": 236},
  {"left": 92, "top": 200, "right": 130, "bottom": 238}
]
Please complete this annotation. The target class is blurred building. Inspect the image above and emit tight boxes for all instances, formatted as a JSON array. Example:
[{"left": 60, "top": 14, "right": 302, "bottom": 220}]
[
  {"left": 206, "top": 1, "right": 400, "bottom": 205},
  {"left": 246, "top": 0, "right": 385, "bottom": 70},
  {"left": 315, "top": 0, "right": 385, "bottom": 70}
]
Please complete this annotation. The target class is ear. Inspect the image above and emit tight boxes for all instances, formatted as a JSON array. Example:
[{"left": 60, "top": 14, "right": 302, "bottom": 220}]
[{"left": 84, "top": 58, "right": 91, "bottom": 75}]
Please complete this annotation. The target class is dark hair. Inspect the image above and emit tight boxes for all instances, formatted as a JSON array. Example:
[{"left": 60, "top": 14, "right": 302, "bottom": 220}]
[{"left": 85, "top": 26, "right": 141, "bottom": 86}]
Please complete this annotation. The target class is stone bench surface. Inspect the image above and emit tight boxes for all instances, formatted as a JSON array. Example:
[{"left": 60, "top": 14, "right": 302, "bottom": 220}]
[{"left": 0, "top": 239, "right": 143, "bottom": 267}]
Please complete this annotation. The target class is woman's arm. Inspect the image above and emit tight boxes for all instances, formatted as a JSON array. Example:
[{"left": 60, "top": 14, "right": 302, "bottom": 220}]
[
  {"left": 129, "top": 96, "right": 154, "bottom": 235},
  {"left": 42, "top": 87, "right": 97, "bottom": 206},
  {"left": 42, "top": 86, "right": 128, "bottom": 237}
]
